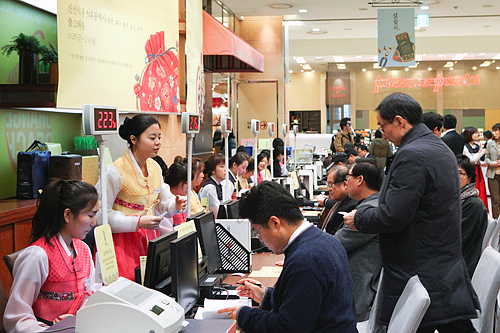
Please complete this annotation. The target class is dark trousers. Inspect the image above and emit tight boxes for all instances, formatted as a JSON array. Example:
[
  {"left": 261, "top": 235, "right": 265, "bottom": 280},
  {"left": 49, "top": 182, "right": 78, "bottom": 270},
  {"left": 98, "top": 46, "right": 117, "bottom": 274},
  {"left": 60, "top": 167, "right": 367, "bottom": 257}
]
[{"left": 416, "top": 319, "right": 477, "bottom": 333}]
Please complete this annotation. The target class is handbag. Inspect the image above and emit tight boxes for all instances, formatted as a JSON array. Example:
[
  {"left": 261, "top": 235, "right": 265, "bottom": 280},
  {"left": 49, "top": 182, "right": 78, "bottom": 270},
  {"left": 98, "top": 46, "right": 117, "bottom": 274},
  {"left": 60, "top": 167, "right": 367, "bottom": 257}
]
[{"left": 16, "top": 140, "right": 51, "bottom": 199}]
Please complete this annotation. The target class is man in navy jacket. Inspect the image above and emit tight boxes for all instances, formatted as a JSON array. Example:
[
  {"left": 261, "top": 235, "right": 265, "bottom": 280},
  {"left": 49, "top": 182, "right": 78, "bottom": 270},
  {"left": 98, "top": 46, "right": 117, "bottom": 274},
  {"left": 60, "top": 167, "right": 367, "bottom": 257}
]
[
  {"left": 442, "top": 114, "right": 464, "bottom": 155},
  {"left": 218, "top": 181, "right": 357, "bottom": 333},
  {"left": 344, "top": 93, "right": 479, "bottom": 332}
]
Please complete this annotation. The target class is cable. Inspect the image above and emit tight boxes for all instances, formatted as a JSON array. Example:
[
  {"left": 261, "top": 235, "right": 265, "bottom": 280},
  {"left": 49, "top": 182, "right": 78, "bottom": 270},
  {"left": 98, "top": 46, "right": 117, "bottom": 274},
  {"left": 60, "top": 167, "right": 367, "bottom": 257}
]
[{"left": 213, "top": 287, "right": 230, "bottom": 300}]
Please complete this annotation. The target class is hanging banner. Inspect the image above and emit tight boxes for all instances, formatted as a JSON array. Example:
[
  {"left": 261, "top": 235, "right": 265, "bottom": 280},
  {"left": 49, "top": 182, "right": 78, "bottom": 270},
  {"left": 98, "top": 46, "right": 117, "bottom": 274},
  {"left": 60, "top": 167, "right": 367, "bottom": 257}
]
[
  {"left": 57, "top": 0, "right": 179, "bottom": 112},
  {"left": 377, "top": 8, "right": 415, "bottom": 68},
  {"left": 186, "top": 0, "right": 204, "bottom": 115}
]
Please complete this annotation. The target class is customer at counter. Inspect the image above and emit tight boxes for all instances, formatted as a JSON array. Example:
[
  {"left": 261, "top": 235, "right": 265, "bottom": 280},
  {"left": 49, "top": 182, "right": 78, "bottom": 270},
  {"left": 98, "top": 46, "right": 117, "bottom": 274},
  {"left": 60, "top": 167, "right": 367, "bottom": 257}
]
[
  {"left": 485, "top": 123, "right": 500, "bottom": 219},
  {"left": 199, "top": 154, "right": 227, "bottom": 215},
  {"left": 333, "top": 117, "right": 355, "bottom": 152},
  {"left": 218, "top": 181, "right": 357, "bottom": 333}
]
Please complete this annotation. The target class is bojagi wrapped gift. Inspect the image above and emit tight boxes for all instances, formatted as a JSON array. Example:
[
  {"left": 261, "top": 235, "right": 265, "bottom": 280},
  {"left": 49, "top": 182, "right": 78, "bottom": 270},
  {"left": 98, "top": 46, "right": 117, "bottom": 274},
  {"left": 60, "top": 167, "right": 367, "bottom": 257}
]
[{"left": 134, "top": 31, "right": 180, "bottom": 113}]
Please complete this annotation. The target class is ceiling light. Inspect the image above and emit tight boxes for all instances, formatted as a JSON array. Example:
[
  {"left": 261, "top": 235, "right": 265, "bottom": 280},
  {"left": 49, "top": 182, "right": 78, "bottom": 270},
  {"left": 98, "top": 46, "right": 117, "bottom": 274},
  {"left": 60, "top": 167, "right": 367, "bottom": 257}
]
[
  {"left": 382, "top": 68, "right": 387, "bottom": 72},
  {"left": 334, "top": 56, "right": 344, "bottom": 62},
  {"left": 355, "top": 56, "right": 362, "bottom": 59},
  {"left": 308, "top": 29, "right": 327, "bottom": 34},
  {"left": 362, "top": 68, "right": 367, "bottom": 72},
  {"left": 480, "top": 61, "right": 491, "bottom": 67},
  {"left": 268, "top": 3, "right": 293, "bottom": 9},
  {"left": 416, "top": 55, "right": 423, "bottom": 61},
  {"left": 472, "top": 66, "right": 477, "bottom": 70},
  {"left": 414, "top": 26, "right": 421, "bottom": 30},
  {"left": 493, "top": 60, "right": 496, "bottom": 63},
  {"left": 493, "top": 54, "right": 500, "bottom": 60},
  {"left": 301, "top": 70, "right": 304, "bottom": 72},
  {"left": 428, "top": 67, "right": 432, "bottom": 71},
  {"left": 444, "top": 62, "right": 454, "bottom": 67},
  {"left": 289, "top": 70, "right": 293, "bottom": 73},
  {"left": 302, "top": 64, "right": 312, "bottom": 70},
  {"left": 405, "top": 68, "right": 409, "bottom": 71},
  {"left": 449, "top": 68, "right": 453, "bottom": 71},
  {"left": 337, "top": 64, "right": 346, "bottom": 69},
  {"left": 311, "top": 70, "right": 315, "bottom": 73},
  {"left": 421, "top": 5, "right": 430, "bottom": 10},
  {"left": 479, "top": 53, "right": 486, "bottom": 56},
  {"left": 438, "top": 54, "right": 445, "bottom": 57},
  {"left": 496, "top": 66, "right": 500, "bottom": 70},
  {"left": 311, "top": 28, "right": 320, "bottom": 32},
  {"left": 298, "top": 9, "right": 307, "bottom": 13},
  {"left": 315, "top": 56, "right": 323, "bottom": 60},
  {"left": 452, "top": 54, "right": 464, "bottom": 61},
  {"left": 287, "top": 21, "right": 303, "bottom": 26},
  {"left": 373, "top": 63, "right": 381, "bottom": 69},
  {"left": 294, "top": 57, "right": 307, "bottom": 64}
]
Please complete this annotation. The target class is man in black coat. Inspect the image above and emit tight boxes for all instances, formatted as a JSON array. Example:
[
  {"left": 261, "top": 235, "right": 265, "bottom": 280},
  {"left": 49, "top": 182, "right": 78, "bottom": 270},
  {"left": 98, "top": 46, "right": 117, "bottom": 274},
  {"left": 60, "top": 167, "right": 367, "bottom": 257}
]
[
  {"left": 322, "top": 165, "right": 357, "bottom": 235},
  {"left": 442, "top": 114, "right": 464, "bottom": 155},
  {"left": 344, "top": 93, "right": 479, "bottom": 332}
]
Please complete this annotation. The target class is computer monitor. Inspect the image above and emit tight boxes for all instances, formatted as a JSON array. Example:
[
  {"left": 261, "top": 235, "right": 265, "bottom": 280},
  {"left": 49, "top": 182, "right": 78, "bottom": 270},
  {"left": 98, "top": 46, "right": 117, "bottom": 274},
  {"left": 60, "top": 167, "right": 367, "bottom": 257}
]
[
  {"left": 220, "top": 199, "right": 240, "bottom": 219},
  {"left": 143, "top": 230, "right": 178, "bottom": 293},
  {"left": 217, "top": 199, "right": 232, "bottom": 219},
  {"left": 171, "top": 231, "right": 199, "bottom": 314},
  {"left": 193, "top": 212, "right": 222, "bottom": 275},
  {"left": 186, "top": 210, "right": 205, "bottom": 222}
]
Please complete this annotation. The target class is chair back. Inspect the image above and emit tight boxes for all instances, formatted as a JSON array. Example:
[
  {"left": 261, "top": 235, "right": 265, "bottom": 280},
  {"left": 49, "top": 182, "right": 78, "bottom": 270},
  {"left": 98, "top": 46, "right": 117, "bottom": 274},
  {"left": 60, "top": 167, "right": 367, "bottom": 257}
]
[
  {"left": 3, "top": 249, "right": 24, "bottom": 278},
  {"left": 489, "top": 219, "right": 500, "bottom": 251},
  {"left": 357, "top": 269, "right": 384, "bottom": 333},
  {"left": 386, "top": 275, "right": 430, "bottom": 333},
  {"left": 471, "top": 246, "right": 500, "bottom": 333},
  {"left": 482, "top": 218, "right": 498, "bottom": 252},
  {"left": 0, "top": 279, "right": 7, "bottom": 333}
]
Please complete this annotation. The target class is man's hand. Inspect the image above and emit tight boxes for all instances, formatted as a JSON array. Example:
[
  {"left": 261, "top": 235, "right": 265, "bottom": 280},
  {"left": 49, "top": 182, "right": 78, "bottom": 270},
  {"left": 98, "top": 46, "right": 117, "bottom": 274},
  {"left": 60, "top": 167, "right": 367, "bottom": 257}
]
[
  {"left": 236, "top": 278, "right": 265, "bottom": 303},
  {"left": 217, "top": 306, "right": 240, "bottom": 320},
  {"left": 343, "top": 209, "right": 358, "bottom": 231}
]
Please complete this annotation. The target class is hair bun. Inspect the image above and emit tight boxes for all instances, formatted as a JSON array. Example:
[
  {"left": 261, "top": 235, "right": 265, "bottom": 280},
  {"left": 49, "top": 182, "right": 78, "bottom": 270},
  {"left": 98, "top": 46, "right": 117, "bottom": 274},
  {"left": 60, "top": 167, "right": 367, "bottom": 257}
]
[{"left": 118, "top": 117, "right": 131, "bottom": 141}]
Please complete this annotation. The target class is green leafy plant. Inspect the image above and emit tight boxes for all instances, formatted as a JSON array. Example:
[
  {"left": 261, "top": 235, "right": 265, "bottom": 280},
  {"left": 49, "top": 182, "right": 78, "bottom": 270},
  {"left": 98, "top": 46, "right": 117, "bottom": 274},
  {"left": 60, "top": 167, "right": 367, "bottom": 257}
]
[
  {"left": 1, "top": 33, "right": 43, "bottom": 56},
  {"left": 39, "top": 42, "right": 58, "bottom": 66}
]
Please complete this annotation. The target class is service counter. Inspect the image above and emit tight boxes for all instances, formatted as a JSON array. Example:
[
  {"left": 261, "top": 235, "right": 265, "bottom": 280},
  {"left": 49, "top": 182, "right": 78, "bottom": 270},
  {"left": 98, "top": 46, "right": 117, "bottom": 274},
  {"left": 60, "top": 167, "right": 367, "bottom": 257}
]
[{"left": 0, "top": 198, "right": 37, "bottom": 295}]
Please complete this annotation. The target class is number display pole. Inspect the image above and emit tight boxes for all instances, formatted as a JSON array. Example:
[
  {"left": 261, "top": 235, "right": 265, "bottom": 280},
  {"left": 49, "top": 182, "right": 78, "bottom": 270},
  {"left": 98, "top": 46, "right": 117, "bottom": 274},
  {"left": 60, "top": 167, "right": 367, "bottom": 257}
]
[
  {"left": 181, "top": 113, "right": 200, "bottom": 216},
  {"left": 293, "top": 125, "right": 298, "bottom": 169},
  {"left": 251, "top": 119, "right": 260, "bottom": 185},
  {"left": 282, "top": 124, "right": 288, "bottom": 173},
  {"left": 82, "top": 105, "right": 119, "bottom": 225},
  {"left": 268, "top": 122, "right": 275, "bottom": 178},
  {"left": 221, "top": 116, "right": 232, "bottom": 200}
]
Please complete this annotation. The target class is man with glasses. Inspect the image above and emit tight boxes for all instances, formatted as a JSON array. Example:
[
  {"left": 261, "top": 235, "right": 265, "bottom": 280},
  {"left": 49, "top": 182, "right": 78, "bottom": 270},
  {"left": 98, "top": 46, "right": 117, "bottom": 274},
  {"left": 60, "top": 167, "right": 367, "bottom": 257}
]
[
  {"left": 335, "top": 158, "right": 383, "bottom": 322},
  {"left": 344, "top": 93, "right": 479, "bottom": 333},
  {"left": 333, "top": 117, "right": 355, "bottom": 152},
  {"left": 218, "top": 181, "right": 357, "bottom": 333},
  {"left": 321, "top": 165, "right": 357, "bottom": 234}
]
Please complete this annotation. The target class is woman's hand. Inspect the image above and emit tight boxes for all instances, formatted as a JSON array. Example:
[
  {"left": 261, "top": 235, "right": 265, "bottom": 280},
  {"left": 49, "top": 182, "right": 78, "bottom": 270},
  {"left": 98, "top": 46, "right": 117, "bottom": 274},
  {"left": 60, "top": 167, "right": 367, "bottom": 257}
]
[
  {"left": 176, "top": 195, "right": 187, "bottom": 212},
  {"left": 138, "top": 215, "right": 162, "bottom": 230},
  {"left": 236, "top": 278, "right": 265, "bottom": 303},
  {"left": 53, "top": 314, "right": 74, "bottom": 324}
]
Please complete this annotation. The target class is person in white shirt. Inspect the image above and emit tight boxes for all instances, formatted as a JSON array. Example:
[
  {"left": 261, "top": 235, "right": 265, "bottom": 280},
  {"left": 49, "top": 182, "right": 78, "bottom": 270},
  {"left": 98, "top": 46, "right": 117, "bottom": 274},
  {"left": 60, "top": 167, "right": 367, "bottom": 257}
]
[{"left": 4, "top": 180, "right": 102, "bottom": 333}]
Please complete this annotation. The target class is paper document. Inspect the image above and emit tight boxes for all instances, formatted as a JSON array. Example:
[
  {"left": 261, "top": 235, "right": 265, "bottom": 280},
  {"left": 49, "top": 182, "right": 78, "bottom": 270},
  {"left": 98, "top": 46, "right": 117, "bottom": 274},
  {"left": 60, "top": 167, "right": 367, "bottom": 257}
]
[
  {"left": 195, "top": 299, "right": 251, "bottom": 320},
  {"left": 248, "top": 266, "right": 282, "bottom": 278}
]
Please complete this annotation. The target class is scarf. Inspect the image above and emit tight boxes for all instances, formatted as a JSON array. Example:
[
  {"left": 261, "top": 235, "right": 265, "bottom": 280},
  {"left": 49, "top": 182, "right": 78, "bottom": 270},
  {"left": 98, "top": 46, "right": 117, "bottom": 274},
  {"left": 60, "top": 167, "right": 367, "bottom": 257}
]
[{"left": 461, "top": 182, "right": 479, "bottom": 204}]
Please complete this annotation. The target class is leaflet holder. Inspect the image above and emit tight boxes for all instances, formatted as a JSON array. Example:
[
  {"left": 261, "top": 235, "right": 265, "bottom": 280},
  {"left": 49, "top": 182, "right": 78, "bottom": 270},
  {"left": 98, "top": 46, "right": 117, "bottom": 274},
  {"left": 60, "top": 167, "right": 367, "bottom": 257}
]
[{"left": 215, "top": 223, "right": 251, "bottom": 273}]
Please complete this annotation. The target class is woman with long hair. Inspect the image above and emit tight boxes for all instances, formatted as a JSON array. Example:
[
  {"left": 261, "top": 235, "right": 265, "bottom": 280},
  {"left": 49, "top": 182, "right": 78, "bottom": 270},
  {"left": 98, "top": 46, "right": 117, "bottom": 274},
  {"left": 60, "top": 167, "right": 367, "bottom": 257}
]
[
  {"left": 462, "top": 126, "right": 488, "bottom": 211},
  {"left": 4, "top": 180, "right": 101, "bottom": 332}
]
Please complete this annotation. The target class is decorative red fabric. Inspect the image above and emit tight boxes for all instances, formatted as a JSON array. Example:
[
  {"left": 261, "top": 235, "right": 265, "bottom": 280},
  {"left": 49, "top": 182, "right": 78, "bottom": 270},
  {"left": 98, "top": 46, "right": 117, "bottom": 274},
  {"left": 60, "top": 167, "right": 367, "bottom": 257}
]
[
  {"left": 134, "top": 31, "right": 179, "bottom": 113},
  {"left": 475, "top": 164, "right": 489, "bottom": 212}
]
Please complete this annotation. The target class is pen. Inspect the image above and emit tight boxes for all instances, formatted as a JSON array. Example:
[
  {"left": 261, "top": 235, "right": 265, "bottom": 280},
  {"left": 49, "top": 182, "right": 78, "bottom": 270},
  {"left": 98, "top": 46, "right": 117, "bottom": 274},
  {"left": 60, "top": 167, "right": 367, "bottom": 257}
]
[{"left": 236, "top": 282, "right": 263, "bottom": 287}]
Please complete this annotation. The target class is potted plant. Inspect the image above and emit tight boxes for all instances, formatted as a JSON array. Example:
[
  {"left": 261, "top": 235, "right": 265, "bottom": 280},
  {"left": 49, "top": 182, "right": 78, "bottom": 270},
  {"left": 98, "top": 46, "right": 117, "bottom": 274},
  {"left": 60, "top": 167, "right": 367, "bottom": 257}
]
[
  {"left": 1, "top": 33, "right": 43, "bottom": 84},
  {"left": 40, "top": 42, "right": 58, "bottom": 84}
]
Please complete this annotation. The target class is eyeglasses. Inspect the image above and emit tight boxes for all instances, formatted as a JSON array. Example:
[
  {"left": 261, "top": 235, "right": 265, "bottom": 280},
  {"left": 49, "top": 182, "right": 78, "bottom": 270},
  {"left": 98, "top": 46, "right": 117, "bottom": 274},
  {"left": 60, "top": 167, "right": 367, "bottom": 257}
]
[
  {"left": 254, "top": 225, "right": 264, "bottom": 238},
  {"left": 326, "top": 181, "right": 344, "bottom": 188},
  {"left": 378, "top": 120, "right": 392, "bottom": 134}
]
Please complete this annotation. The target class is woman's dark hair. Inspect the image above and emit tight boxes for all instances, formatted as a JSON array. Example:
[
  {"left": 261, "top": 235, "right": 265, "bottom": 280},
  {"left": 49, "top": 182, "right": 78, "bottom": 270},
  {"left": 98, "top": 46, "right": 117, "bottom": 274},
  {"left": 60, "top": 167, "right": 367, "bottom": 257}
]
[
  {"left": 204, "top": 154, "right": 226, "bottom": 176},
  {"left": 165, "top": 162, "right": 187, "bottom": 187},
  {"left": 236, "top": 145, "right": 248, "bottom": 153},
  {"left": 257, "top": 151, "right": 268, "bottom": 164},
  {"left": 492, "top": 123, "right": 500, "bottom": 133},
  {"left": 152, "top": 155, "right": 169, "bottom": 181},
  {"left": 247, "top": 157, "right": 255, "bottom": 171},
  {"left": 213, "top": 130, "right": 222, "bottom": 144},
  {"left": 457, "top": 154, "right": 476, "bottom": 183},
  {"left": 230, "top": 152, "right": 248, "bottom": 168},
  {"left": 272, "top": 138, "right": 285, "bottom": 149},
  {"left": 483, "top": 131, "right": 493, "bottom": 140},
  {"left": 375, "top": 129, "right": 383, "bottom": 138},
  {"left": 31, "top": 180, "right": 98, "bottom": 245},
  {"left": 119, "top": 115, "right": 160, "bottom": 147},
  {"left": 462, "top": 126, "right": 477, "bottom": 144},
  {"left": 182, "top": 157, "right": 205, "bottom": 181},
  {"left": 273, "top": 146, "right": 284, "bottom": 159}
]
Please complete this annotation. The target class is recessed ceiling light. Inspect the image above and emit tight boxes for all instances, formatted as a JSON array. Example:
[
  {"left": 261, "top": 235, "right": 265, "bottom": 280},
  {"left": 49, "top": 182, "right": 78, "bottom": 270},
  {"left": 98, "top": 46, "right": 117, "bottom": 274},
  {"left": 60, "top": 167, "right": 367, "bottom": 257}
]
[
  {"left": 452, "top": 54, "right": 463, "bottom": 61},
  {"left": 493, "top": 54, "right": 500, "bottom": 60},
  {"left": 334, "top": 56, "right": 344, "bottom": 62},
  {"left": 373, "top": 63, "right": 381, "bottom": 69},
  {"left": 444, "top": 62, "right": 454, "bottom": 67},
  {"left": 480, "top": 61, "right": 491, "bottom": 67},
  {"left": 416, "top": 55, "right": 423, "bottom": 61},
  {"left": 362, "top": 68, "right": 367, "bottom": 72},
  {"left": 289, "top": 70, "right": 293, "bottom": 73},
  {"left": 472, "top": 66, "right": 477, "bottom": 70},
  {"left": 301, "top": 70, "right": 304, "bottom": 72},
  {"left": 421, "top": 5, "right": 430, "bottom": 10},
  {"left": 414, "top": 26, "right": 421, "bottom": 30},
  {"left": 450, "top": 68, "right": 453, "bottom": 71},
  {"left": 308, "top": 29, "right": 327, "bottom": 34},
  {"left": 315, "top": 56, "right": 323, "bottom": 60},
  {"left": 355, "top": 56, "right": 362, "bottom": 59},
  {"left": 294, "top": 57, "right": 306, "bottom": 64},
  {"left": 312, "top": 28, "right": 320, "bottom": 32},
  {"left": 405, "top": 68, "right": 409, "bottom": 71},
  {"left": 428, "top": 67, "right": 432, "bottom": 71},
  {"left": 479, "top": 53, "right": 486, "bottom": 56},
  {"left": 358, "top": 7, "right": 368, "bottom": 11},
  {"left": 382, "top": 68, "right": 387, "bottom": 72},
  {"left": 268, "top": 3, "right": 293, "bottom": 9},
  {"left": 287, "top": 21, "right": 303, "bottom": 26},
  {"left": 303, "top": 64, "right": 312, "bottom": 70},
  {"left": 311, "top": 70, "right": 315, "bottom": 73},
  {"left": 496, "top": 66, "right": 500, "bottom": 70},
  {"left": 438, "top": 54, "right": 445, "bottom": 57},
  {"left": 298, "top": 9, "right": 307, "bottom": 13},
  {"left": 337, "top": 64, "right": 346, "bottom": 69}
]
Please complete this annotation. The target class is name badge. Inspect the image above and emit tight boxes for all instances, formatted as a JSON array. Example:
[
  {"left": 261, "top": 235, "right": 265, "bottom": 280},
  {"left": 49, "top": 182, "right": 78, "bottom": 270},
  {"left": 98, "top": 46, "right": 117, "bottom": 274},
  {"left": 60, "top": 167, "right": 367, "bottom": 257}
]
[{"left": 153, "top": 187, "right": 161, "bottom": 194}]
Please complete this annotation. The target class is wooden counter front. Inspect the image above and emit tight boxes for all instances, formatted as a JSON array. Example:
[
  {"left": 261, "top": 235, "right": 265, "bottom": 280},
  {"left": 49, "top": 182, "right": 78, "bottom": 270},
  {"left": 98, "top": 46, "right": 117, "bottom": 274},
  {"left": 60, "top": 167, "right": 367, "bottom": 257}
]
[{"left": 0, "top": 199, "right": 37, "bottom": 294}]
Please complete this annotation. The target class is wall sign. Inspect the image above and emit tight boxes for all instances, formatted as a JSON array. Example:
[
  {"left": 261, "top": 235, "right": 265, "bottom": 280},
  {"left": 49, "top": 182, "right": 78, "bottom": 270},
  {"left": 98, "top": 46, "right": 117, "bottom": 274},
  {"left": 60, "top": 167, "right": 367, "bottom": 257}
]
[{"left": 373, "top": 73, "right": 481, "bottom": 93}]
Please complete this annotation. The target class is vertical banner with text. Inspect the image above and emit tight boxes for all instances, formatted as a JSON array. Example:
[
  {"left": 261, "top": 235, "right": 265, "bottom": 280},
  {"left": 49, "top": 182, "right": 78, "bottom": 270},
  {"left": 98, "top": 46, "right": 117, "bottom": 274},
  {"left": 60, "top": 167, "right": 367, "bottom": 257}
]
[
  {"left": 186, "top": 0, "right": 204, "bottom": 116},
  {"left": 57, "top": 0, "right": 179, "bottom": 112},
  {"left": 377, "top": 8, "right": 415, "bottom": 68}
]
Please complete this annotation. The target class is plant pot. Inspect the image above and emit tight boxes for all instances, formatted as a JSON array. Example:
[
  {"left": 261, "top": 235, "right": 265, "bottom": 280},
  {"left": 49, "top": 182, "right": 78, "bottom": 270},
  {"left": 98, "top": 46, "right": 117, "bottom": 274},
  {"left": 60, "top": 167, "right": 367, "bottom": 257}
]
[
  {"left": 49, "top": 63, "right": 58, "bottom": 84},
  {"left": 19, "top": 50, "right": 38, "bottom": 84}
]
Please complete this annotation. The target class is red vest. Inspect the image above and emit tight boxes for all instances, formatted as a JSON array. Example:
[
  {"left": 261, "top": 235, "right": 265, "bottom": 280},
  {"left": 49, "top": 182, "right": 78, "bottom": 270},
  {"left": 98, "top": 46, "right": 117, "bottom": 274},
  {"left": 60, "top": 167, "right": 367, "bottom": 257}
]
[{"left": 32, "top": 236, "right": 92, "bottom": 322}]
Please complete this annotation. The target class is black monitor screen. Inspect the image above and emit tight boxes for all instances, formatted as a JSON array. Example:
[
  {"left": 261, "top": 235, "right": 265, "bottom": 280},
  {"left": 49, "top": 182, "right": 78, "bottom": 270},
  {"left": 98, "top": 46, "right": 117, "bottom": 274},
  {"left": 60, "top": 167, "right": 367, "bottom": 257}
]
[
  {"left": 171, "top": 231, "right": 199, "bottom": 314},
  {"left": 217, "top": 199, "right": 232, "bottom": 219},
  {"left": 226, "top": 200, "right": 240, "bottom": 219},
  {"left": 194, "top": 211, "right": 222, "bottom": 274},
  {"left": 143, "top": 230, "right": 178, "bottom": 291}
]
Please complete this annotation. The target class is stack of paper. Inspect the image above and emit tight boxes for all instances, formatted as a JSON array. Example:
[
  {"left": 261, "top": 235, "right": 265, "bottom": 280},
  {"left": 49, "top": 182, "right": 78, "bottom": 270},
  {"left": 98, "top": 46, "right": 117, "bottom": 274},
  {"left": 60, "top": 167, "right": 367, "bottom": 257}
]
[{"left": 195, "top": 299, "right": 252, "bottom": 320}]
